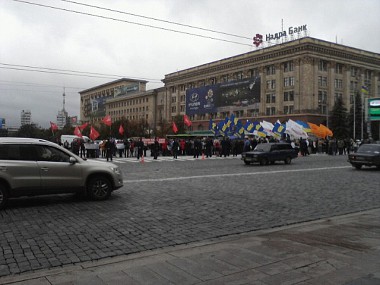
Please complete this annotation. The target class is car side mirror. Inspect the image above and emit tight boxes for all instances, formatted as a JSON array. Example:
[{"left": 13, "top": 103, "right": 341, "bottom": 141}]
[{"left": 69, "top": 157, "right": 77, "bottom": 164}]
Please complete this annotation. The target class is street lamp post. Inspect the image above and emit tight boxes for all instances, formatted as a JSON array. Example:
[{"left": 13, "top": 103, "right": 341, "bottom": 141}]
[
  {"left": 361, "top": 91, "right": 364, "bottom": 141},
  {"left": 353, "top": 93, "right": 356, "bottom": 139}
]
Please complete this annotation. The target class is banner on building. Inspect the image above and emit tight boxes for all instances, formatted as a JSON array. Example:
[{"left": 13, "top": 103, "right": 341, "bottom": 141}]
[
  {"left": 87, "top": 95, "right": 113, "bottom": 117},
  {"left": 114, "top": 84, "right": 140, "bottom": 97},
  {"left": 186, "top": 77, "right": 261, "bottom": 115}
]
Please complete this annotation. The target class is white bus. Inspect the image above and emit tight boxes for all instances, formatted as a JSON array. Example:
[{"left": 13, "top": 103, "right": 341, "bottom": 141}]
[{"left": 60, "top": 135, "right": 90, "bottom": 147}]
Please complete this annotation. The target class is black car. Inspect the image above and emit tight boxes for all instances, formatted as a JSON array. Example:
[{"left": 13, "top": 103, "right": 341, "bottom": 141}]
[
  {"left": 348, "top": 144, "right": 380, "bottom": 169},
  {"left": 241, "top": 142, "right": 298, "bottom": 165}
]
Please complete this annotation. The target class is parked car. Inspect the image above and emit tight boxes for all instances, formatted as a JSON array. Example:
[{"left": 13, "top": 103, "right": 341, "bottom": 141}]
[
  {"left": 0, "top": 137, "right": 124, "bottom": 210},
  {"left": 241, "top": 142, "right": 298, "bottom": 165},
  {"left": 348, "top": 143, "right": 380, "bottom": 170}
]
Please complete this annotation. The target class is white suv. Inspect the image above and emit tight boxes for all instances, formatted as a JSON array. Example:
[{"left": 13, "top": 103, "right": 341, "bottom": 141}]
[{"left": 0, "top": 137, "right": 123, "bottom": 209}]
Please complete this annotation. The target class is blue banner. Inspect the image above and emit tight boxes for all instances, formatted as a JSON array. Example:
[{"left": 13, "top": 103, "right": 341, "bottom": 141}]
[
  {"left": 186, "top": 77, "right": 261, "bottom": 115},
  {"left": 186, "top": 85, "right": 218, "bottom": 115}
]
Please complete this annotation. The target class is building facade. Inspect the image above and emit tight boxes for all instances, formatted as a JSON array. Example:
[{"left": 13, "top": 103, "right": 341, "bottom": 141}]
[
  {"left": 79, "top": 37, "right": 380, "bottom": 136},
  {"left": 79, "top": 78, "right": 148, "bottom": 124},
  {"left": 20, "top": 110, "right": 31, "bottom": 126},
  {"left": 104, "top": 88, "right": 166, "bottom": 135},
  {"left": 56, "top": 109, "right": 68, "bottom": 130},
  {"left": 162, "top": 37, "right": 380, "bottom": 130}
]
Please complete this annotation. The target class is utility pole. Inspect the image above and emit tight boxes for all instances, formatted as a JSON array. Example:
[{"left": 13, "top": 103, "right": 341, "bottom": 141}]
[
  {"left": 353, "top": 92, "right": 356, "bottom": 139},
  {"left": 361, "top": 90, "right": 364, "bottom": 141}
]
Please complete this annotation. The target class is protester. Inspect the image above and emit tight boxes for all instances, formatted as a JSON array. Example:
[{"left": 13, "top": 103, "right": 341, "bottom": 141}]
[
  {"left": 136, "top": 138, "right": 144, "bottom": 160},
  {"left": 105, "top": 139, "right": 115, "bottom": 162}
]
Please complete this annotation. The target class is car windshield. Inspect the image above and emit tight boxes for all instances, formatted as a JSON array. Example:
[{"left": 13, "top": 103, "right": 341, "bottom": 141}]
[
  {"left": 254, "top": 144, "right": 271, "bottom": 152},
  {"left": 357, "top": 144, "right": 380, "bottom": 154}
]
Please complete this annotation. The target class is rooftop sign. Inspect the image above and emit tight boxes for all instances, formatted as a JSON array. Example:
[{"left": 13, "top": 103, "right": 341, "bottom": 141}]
[{"left": 253, "top": 24, "right": 308, "bottom": 47}]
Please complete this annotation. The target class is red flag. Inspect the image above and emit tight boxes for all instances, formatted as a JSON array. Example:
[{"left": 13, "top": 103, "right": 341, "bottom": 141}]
[
  {"left": 74, "top": 126, "right": 83, "bottom": 138},
  {"left": 89, "top": 126, "right": 100, "bottom": 141},
  {"left": 50, "top": 121, "right": 58, "bottom": 131},
  {"left": 102, "top": 115, "right": 112, "bottom": 126},
  {"left": 172, "top": 121, "right": 178, "bottom": 133},
  {"left": 183, "top": 114, "right": 192, "bottom": 127},
  {"left": 79, "top": 122, "right": 89, "bottom": 130},
  {"left": 119, "top": 124, "right": 124, "bottom": 135}
]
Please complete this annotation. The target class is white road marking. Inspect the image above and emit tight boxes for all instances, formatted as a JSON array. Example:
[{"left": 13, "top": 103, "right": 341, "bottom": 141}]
[{"left": 123, "top": 166, "right": 351, "bottom": 184}]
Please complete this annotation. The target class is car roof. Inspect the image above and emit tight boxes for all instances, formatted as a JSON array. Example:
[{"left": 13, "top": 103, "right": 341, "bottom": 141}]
[{"left": 0, "top": 137, "right": 55, "bottom": 145}]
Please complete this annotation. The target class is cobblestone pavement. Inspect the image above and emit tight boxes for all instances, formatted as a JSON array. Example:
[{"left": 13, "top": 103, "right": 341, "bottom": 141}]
[
  {"left": 0, "top": 154, "right": 379, "bottom": 278},
  {"left": 1, "top": 208, "right": 379, "bottom": 285}
]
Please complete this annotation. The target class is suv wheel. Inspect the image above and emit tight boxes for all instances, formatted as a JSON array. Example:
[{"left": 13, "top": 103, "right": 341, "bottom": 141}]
[
  {"left": 244, "top": 160, "right": 251, "bottom": 165},
  {"left": 354, "top": 164, "right": 362, "bottom": 170},
  {"left": 284, "top": 157, "right": 292, "bottom": 164},
  {"left": 260, "top": 158, "right": 268, "bottom": 166},
  {"left": 0, "top": 183, "right": 8, "bottom": 210},
  {"left": 87, "top": 176, "right": 112, "bottom": 201}
]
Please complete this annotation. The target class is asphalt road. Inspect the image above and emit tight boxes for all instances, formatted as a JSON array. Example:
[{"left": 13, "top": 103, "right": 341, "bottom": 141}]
[{"left": 1, "top": 154, "right": 379, "bottom": 277}]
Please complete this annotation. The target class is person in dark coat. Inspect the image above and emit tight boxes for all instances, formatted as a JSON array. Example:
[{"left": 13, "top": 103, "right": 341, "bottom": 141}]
[
  {"left": 153, "top": 137, "right": 160, "bottom": 159},
  {"left": 172, "top": 139, "right": 179, "bottom": 159},
  {"left": 105, "top": 139, "right": 114, "bottom": 162},
  {"left": 136, "top": 138, "right": 144, "bottom": 160},
  {"left": 205, "top": 138, "right": 213, "bottom": 158},
  {"left": 193, "top": 138, "right": 202, "bottom": 158}
]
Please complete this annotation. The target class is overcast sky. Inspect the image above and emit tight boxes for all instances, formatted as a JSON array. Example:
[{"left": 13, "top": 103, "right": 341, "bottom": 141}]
[{"left": 1, "top": 0, "right": 379, "bottom": 128}]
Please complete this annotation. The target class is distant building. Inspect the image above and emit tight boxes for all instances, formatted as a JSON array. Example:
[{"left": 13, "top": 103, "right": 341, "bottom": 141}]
[
  {"left": 56, "top": 109, "right": 68, "bottom": 129},
  {"left": 163, "top": 36, "right": 380, "bottom": 130},
  {"left": 79, "top": 78, "right": 148, "bottom": 124},
  {"left": 79, "top": 37, "right": 380, "bottom": 136},
  {"left": 0, "top": 118, "right": 7, "bottom": 137},
  {"left": 56, "top": 89, "right": 70, "bottom": 129},
  {"left": 20, "top": 110, "right": 31, "bottom": 126},
  {"left": 0, "top": 118, "right": 5, "bottom": 129}
]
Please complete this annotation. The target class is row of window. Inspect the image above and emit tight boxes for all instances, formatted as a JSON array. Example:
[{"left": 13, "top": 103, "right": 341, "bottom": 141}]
[
  {"left": 266, "top": 77, "right": 294, "bottom": 90},
  {"left": 318, "top": 61, "right": 372, "bottom": 80},
  {"left": 85, "top": 88, "right": 114, "bottom": 101},
  {"left": 109, "top": 106, "right": 149, "bottom": 116},
  {"left": 266, "top": 91, "right": 295, "bottom": 103},
  {"left": 108, "top": 97, "right": 149, "bottom": 109},
  {"left": 171, "top": 95, "right": 186, "bottom": 103},
  {"left": 169, "top": 62, "right": 373, "bottom": 93},
  {"left": 171, "top": 105, "right": 186, "bottom": 113},
  {"left": 265, "top": 106, "right": 295, "bottom": 116},
  {"left": 266, "top": 77, "right": 345, "bottom": 89},
  {"left": 266, "top": 61, "right": 295, "bottom": 75},
  {"left": 172, "top": 62, "right": 294, "bottom": 92},
  {"left": 112, "top": 115, "right": 148, "bottom": 121}
]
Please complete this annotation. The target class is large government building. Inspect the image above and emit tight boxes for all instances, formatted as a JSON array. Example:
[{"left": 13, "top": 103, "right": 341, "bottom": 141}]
[{"left": 79, "top": 37, "right": 380, "bottom": 134}]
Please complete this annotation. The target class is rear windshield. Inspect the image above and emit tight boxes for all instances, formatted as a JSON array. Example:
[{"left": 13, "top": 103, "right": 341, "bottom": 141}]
[
  {"left": 357, "top": 144, "right": 380, "bottom": 153},
  {"left": 254, "top": 144, "right": 271, "bottom": 152}
]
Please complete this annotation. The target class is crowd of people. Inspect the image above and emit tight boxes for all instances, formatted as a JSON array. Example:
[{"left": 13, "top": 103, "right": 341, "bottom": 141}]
[{"left": 58, "top": 135, "right": 374, "bottom": 161}]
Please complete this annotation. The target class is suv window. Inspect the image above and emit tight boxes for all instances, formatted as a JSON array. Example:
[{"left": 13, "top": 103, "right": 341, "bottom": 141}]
[
  {"left": 270, "top": 145, "right": 278, "bottom": 151},
  {"left": 0, "top": 144, "right": 37, "bottom": 161},
  {"left": 255, "top": 144, "right": 271, "bottom": 152},
  {"left": 35, "top": 145, "right": 71, "bottom": 162},
  {"left": 277, "top": 144, "right": 292, "bottom": 150}
]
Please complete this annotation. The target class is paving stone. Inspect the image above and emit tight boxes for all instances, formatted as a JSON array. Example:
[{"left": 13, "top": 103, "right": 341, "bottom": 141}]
[
  {"left": 147, "top": 261, "right": 200, "bottom": 284},
  {"left": 123, "top": 265, "right": 171, "bottom": 285},
  {"left": 167, "top": 257, "right": 222, "bottom": 281},
  {"left": 0, "top": 155, "right": 379, "bottom": 281}
]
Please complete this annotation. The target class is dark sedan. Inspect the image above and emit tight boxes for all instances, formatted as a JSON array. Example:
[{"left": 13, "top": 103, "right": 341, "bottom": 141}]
[
  {"left": 348, "top": 144, "right": 380, "bottom": 169},
  {"left": 241, "top": 142, "right": 298, "bottom": 165}
]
